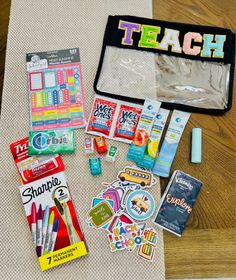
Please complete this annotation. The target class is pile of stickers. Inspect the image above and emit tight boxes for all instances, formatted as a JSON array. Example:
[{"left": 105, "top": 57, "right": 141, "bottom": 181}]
[{"left": 87, "top": 166, "right": 158, "bottom": 262}]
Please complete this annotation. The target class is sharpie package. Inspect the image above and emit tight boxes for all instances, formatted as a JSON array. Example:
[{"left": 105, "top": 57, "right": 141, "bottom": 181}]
[
  {"left": 19, "top": 172, "right": 87, "bottom": 271},
  {"left": 154, "top": 170, "right": 202, "bottom": 236}
]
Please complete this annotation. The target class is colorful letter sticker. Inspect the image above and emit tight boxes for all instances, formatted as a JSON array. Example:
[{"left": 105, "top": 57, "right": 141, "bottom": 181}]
[
  {"left": 125, "top": 190, "right": 155, "bottom": 221},
  {"left": 107, "top": 223, "right": 146, "bottom": 252}
]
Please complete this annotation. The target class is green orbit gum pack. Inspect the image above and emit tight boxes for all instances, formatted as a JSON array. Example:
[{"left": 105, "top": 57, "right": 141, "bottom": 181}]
[{"left": 28, "top": 130, "right": 75, "bottom": 155}]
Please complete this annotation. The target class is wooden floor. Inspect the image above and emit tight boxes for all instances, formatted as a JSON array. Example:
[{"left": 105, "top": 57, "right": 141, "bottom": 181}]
[
  {"left": 153, "top": 0, "right": 236, "bottom": 278},
  {"left": 0, "top": 0, "right": 235, "bottom": 278}
]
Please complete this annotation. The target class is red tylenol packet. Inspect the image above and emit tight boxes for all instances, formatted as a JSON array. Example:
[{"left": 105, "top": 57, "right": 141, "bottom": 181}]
[
  {"left": 87, "top": 97, "right": 117, "bottom": 136},
  {"left": 113, "top": 105, "right": 142, "bottom": 140}
]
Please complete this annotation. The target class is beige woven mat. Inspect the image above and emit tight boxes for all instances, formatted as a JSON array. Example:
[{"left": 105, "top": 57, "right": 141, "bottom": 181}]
[{"left": 0, "top": 0, "right": 165, "bottom": 279}]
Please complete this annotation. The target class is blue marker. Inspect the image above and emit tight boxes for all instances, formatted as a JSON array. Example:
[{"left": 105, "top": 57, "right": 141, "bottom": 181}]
[
  {"left": 48, "top": 218, "right": 59, "bottom": 253},
  {"left": 152, "top": 110, "right": 190, "bottom": 177},
  {"left": 41, "top": 206, "right": 49, "bottom": 252}
]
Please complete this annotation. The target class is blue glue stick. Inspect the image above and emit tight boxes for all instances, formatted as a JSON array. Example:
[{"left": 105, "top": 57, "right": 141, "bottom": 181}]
[
  {"left": 191, "top": 128, "right": 202, "bottom": 163},
  {"left": 152, "top": 110, "right": 191, "bottom": 177}
]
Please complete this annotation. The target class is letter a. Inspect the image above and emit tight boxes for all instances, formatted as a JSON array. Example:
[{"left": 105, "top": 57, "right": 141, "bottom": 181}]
[{"left": 159, "top": 28, "right": 182, "bottom": 53}]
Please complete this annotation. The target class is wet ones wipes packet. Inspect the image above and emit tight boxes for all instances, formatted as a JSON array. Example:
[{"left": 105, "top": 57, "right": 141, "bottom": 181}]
[
  {"left": 114, "top": 104, "right": 142, "bottom": 140},
  {"left": 154, "top": 170, "right": 202, "bottom": 237},
  {"left": 86, "top": 96, "right": 117, "bottom": 136},
  {"left": 86, "top": 95, "right": 142, "bottom": 143},
  {"left": 28, "top": 129, "right": 75, "bottom": 155}
]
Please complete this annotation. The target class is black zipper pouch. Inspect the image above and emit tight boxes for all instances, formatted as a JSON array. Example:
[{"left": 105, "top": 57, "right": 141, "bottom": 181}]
[{"left": 94, "top": 15, "right": 235, "bottom": 114}]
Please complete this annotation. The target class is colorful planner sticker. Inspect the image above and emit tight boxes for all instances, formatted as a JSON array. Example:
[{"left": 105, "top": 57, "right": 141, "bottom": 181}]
[
  {"left": 87, "top": 166, "right": 158, "bottom": 261},
  {"left": 44, "top": 71, "right": 56, "bottom": 88},
  {"left": 30, "top": 72, "right": 44, "bottom": 91},
  {"left": 26, "top": 48, "right": 86, "bottom": 131}
]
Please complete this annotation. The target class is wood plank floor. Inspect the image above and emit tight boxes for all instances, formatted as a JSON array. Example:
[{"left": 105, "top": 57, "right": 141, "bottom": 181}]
[
  {"left": 153, "top": 0, "right": 236, "bottom": 278},
  {"left": 0, "top": 0, "right": 235, "bottom": 278}
]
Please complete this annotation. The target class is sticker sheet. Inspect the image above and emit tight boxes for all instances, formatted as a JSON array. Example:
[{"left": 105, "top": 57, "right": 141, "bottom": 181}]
[
  {"left": 26, "top": 48, "right": 86, "bottom": 131},
  {"left": 87, "top": 166, "right": 159, "bottom": 262}
]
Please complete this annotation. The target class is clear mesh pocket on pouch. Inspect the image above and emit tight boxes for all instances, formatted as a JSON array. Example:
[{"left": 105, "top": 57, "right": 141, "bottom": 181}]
[{"left": 97, "top": 46, "right": 230, "bottom": 109}]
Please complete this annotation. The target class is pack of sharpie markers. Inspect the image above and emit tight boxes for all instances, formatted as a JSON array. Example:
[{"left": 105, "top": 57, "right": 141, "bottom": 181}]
[{"left": 10, "top": 138, "right": 88, "bottom": 271}]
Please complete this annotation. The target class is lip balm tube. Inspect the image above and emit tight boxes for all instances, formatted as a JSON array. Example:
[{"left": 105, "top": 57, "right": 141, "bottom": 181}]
[
  {"left": 152, "top": 110, "right": 190, "bottom": 177},
  {"left": 21, "top": 158, "right": 58, "bottom": 182},
  {"left": 191, "top": 128, "right": 202, "bottom": 163}
]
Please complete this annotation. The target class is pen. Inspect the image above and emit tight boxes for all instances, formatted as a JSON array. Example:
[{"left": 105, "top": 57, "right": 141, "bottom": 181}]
[
  {"left": 64, "top": 203, "right": 75, "bottom": 244},
  {"left": 41, "top": 205, "right": 49, "bottom": 253},
  {"left": 31, "top": 202, "right": 37, "bottom": 248},
  {"left": 43, "top": 211, "right": 54, "bottom": 255},
  {"left": 64, "top": 203, "right": 81, "bottom": 244},
  {"left": 54, "top": 197, "right": 64, "bottom": 216},
  {"left": 36, "top": 204, "right": 43, "bottom": 256},
  {"left": 48, "top": 218, "right": 60, "bottom": 253}
]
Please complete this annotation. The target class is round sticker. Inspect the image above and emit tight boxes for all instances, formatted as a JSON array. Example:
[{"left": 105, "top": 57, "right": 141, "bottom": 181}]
[{"left": 126, "top": 190, "right": 155, "bottom": 221}]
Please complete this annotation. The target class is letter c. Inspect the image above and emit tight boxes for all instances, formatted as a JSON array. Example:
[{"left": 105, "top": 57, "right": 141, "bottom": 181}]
[
  {"left": 183, "top": 32, "right": 202, "bottom": 56},
  {"left": 115, "top": 242, "right": 122, "bottom": 249}
]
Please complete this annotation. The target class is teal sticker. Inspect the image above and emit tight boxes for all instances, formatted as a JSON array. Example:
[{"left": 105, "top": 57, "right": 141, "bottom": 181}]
[
  {"left": 89, "top": 201, "right": 114, "bottom": 228},
  {"left": 90, "top": 198, "right": 114, "bottom": 230}
]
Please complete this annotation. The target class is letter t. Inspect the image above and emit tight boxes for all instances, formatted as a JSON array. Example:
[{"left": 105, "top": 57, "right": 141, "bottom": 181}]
[{"left": 118, "top": 20, "right": 141, "bottom": 45}]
